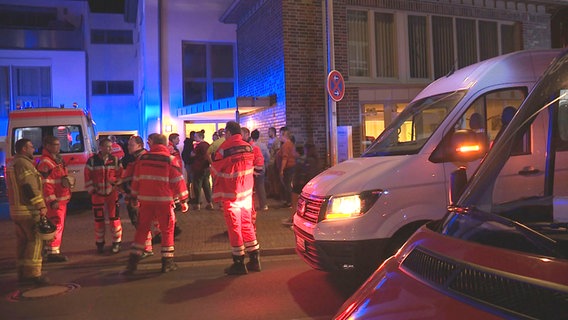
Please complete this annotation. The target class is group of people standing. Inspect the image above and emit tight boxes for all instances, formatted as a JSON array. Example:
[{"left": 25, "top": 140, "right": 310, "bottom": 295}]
[
  {"left": 7, "top": 120, "right": 268, "bottom": 286},
  {"left": 264, "top": 127, "right": 323, "bottom": 225}
]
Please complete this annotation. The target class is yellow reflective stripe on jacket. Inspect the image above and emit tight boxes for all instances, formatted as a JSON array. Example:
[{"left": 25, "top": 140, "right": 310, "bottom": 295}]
[
  {"left": 214, "top": 168, "right": 254, "bottom": 179},
  {"left": 30, "top": 194, "right": 44, "bottom": 206},
  {"left": 138, "top": 195, "right": 174, "bottom": 202},
  {"left": 212, "top": 188, "right": 253, "bottom": 200},
  {"left": 133, "top": 175, "right": 169, "bottom": 182}
]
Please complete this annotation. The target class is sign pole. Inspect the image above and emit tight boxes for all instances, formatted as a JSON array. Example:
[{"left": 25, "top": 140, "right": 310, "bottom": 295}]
[{"left": 325, "top": 0, "right": 338, "bottom": 167}]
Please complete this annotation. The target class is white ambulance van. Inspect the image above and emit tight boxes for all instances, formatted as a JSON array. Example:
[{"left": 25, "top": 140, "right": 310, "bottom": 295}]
[
  {"left": 293, "top": 49, "right": 561, "bottom": 273},
  {"left": 7, "top": 107, "right": 98, "bottom": 194}
]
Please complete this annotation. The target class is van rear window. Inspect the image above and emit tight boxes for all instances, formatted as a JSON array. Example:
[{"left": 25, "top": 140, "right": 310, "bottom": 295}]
[{"left": 12, "top": 125, "right": 84, "bottom": 155}]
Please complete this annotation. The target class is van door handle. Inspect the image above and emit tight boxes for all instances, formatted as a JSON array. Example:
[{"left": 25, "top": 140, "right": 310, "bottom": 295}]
[{"left": 518, "top": 166, "right": 540, "bottom": 176}]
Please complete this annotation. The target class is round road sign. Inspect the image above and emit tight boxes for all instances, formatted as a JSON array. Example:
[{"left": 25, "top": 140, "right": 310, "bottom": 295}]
[{"left": 327, "top": 70, "right": 345, "bottom": 102}]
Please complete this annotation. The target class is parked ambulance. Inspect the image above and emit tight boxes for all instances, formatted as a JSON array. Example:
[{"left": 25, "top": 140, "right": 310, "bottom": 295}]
[
  {"left": 294, "top": 49, "right": 561, "bottom": 273},
  {"left": 7, "top": 107, "right": 98, "bottom": 194}
]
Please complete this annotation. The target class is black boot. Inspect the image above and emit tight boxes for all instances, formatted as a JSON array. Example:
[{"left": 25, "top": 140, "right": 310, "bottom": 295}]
[
  {"left": 123, "top": 253, "right": 141, "bottom": 275},
  {"left": 246, "top": 250, "right": 261, "bottom": 272},
  {"left": 225, "top": 255, "right": 248, "bottom": 275},
  {"left": 174, "top": 223, "right": 182, "bottom": 238},
  {"left": 96, "top": 242, "right": 105, "bottom": 254},
  {"left": 161, "top": 257, "right": 179, "bottom": 273}
]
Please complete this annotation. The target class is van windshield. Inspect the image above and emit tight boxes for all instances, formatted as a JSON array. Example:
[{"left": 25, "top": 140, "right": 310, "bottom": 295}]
[
  {"left": 362, "top": 90, "right": 466, "bottom": 157},
  {"left": 440, "top": 52, "right": 568, "bottom": 260}
]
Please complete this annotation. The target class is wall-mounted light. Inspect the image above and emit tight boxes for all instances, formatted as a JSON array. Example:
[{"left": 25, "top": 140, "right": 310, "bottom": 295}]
[{"left": 165, "top": 125, "right": 173, "bottom": 133}]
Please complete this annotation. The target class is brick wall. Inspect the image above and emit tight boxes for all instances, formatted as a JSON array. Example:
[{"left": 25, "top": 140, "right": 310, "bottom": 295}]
[
  {"left": 236, "top": 0, "right": 286, "bottom": 145},
  {"left": 281, "top": 0, "right": 327, "bottom": 160}
]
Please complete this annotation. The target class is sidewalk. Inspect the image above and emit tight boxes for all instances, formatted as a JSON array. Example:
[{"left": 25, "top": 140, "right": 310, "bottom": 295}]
[{"left": 0, "top": 198, "right": 297, "bottom": 273}]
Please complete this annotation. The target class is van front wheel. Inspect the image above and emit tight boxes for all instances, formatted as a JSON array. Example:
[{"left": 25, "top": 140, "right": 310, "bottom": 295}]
[{"left": 386, "top": 221, "right": 430, "bottom": 257}]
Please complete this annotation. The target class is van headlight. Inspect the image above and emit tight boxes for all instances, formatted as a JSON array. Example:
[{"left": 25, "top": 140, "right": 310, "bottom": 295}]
[{"left": 324, "top": 190, "right": 384, "bottom": 220}]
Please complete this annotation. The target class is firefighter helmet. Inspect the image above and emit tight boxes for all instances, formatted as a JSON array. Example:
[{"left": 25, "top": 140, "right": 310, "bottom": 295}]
[{"left": 37, "top": 216, "right": 56, "bottom": 241}]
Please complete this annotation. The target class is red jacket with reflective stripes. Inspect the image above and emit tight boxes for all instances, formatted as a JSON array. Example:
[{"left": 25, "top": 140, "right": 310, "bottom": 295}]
[
  {"left": 168, "top": 141, "right": 182, "bottom": 165},
  {"left": 37, "top": 149, "right": 72, "bottom": 204},
  {"left": 84, "top": 152, "right": 122, "bottom": 196},
  {"left": 120, "top": 148, "right": 147, "bottom": 195},
  {"left": 131, "top": 144, "right": 188, "bottom": 204},
  {"left": 210, "top": 134, "right": 254, "bottom": 202}
]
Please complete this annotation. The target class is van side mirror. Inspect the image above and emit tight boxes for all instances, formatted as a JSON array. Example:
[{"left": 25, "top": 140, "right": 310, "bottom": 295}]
[
  {"left": 449, "top": 166, "right": 467, "bottom": 205},
  {"left": 430, "top": 129, "right": 487, "bottom": 163}
]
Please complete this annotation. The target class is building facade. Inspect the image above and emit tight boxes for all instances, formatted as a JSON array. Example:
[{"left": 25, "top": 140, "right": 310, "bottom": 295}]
[{"left": 0, "top": 0, "right": 567, "bottom": 166}]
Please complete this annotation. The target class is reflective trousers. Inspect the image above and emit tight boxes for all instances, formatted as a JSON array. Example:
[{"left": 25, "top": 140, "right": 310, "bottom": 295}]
[
  {"left": 92, "top": 191, "right": 122, "bottom": 245},
  {"left": 222, "top": 198, "right": 259, "bottom": 256},
  {"left": 45, "top": 200, "right": 69, "bottom": 254},
  {"left": 132, "top": 203, "right": 175, "bottom": 258}
]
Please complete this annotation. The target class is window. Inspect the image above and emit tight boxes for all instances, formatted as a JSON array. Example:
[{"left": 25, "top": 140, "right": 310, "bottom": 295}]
[
  {"left": 88, "top": 0, "right": 125, "bottom": 14},
  {"left": 432, "top": 16, "right": 454, "bottom": 79},
  {"left": 375, "top": 12, "right": 397, "bottom": 78},
  {"left": 454, "top": 88, "right": 528, "bottom": 154},
  {"left": 0, "top": 67, "right": 9, "bottom": 118},
  {"left": 92, "top": 81, "right": 134, "bottom": 95},
  {"left": 347, "top": 10, "right": 522, "bottom": 80},
  {"left": 557, "top": 90, "right": 568, "bottom": 151},
  {"left": 347, "top": 10, "right": 369, "bottom": 77},
  {"left": 182, "top": 42, "right": 235, "bottom": 106},
  {"left": 408, "top": 15, "right": 428, "bottom": 78},
  {"left": 479, "top": 21, "right": 499, "bottom": 60},
  {"left": 456, "top": 18, "right": 477, "bottom": 68},
  {"left": 501, "top": 23, "right": 520, "bottom": 54},
  {"left": 0, "top": 66, "right": 52, "bottom": 111},
  {"left": 91, "top": 29, "right": 133, "bottom": 44}
]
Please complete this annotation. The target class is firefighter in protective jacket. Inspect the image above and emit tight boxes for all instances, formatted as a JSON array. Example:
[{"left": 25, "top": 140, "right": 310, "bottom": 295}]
[
  {"left": 211, "top": 121, "right": 261, "bottom": 275},
  {"left": 37, "top": 135, "right": 72, "bottom": 263},
  {"left": 124, "top": 133, "right": 189, "bottom": 274},
  {"left": 85, "top": 138, "right": 123, "bottom": 254},
  {"left": 6, "top": 138, "right": 50, "bottom": 286}
]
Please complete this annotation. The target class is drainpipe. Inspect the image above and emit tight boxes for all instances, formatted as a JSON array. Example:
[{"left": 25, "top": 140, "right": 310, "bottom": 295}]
[{"left": 158, "top": 0, "right": 164, "bottom": 133}]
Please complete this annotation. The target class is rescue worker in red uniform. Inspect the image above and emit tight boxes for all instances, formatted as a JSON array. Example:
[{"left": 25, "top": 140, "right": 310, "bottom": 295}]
[
  {"left": 7, "top": 139, "right": 50, "bottom": 286},
  {"left": 211, "top": 121, "right": 261, "bottom": 275},
  {"left": 121, "top": 135, "right": 154, "bottom": 258},
  {"left": 124, "top": 133, "right": 189, "bottom": 274},
  {"left": 167, "top": 133, "right": 182, "bottom": 164},
  {"left": 240, "top": 127, "right": 264, "bottom": 228},
  {"left": 109, "top": 135, "right": 125, "bottom": 160},
  {"left": 37, "top": 135, "right": 72, "bottom": 263},
  {"left": 85, "top": 138, "right": 123, "bottom": 254}
]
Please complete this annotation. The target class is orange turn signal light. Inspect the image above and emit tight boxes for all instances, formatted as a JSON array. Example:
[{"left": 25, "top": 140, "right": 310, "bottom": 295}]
[{"left": 456, "top": 144, "right": 480, "bottom": 153}]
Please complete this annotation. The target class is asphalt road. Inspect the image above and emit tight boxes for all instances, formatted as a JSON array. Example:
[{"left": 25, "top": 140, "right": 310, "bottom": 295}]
[{"left": 0, "top": 254, "right": 364, "bottom": 320}]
